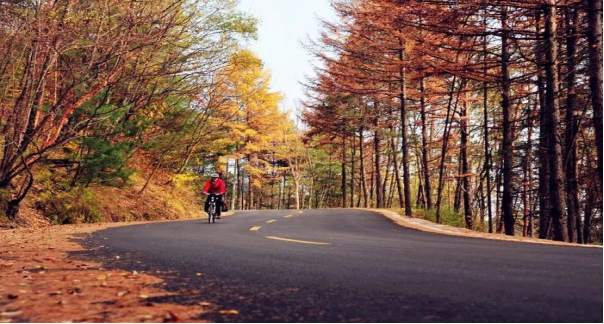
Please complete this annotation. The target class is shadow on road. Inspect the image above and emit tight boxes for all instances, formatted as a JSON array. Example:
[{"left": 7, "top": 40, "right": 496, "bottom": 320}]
[
  {"left": 68, "top": 232, "right": 464, "bottom": 323},
  {"left": 68, "top": 234, "right": 373, "bottom": 322}
]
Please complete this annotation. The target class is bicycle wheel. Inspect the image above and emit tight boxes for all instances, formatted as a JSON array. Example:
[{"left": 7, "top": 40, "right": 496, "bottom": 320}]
[
  {"left": 208, "top": 206, "right": 213, "bottom": 223},
  {"left": 211, "top": 205, "right": 217, "bottom": 223}
]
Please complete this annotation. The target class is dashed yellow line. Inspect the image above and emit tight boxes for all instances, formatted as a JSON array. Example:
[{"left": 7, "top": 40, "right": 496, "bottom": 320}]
[
  {"left": 264, "top": 236, "right": 330, "bottom": 245},
  {"left": 266, "top": 219, "right": 276, "bottom": 223},
  {"left": 284, "top": 215, "right": 293, "bottom": 218},
  {"left": 249, "top": 226, "right": 261, "bottom": 231}
]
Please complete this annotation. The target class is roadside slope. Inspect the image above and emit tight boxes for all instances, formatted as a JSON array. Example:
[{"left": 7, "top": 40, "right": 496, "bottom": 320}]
[{"left": 373, "top": 209, "right": 602, "bottom": 248}]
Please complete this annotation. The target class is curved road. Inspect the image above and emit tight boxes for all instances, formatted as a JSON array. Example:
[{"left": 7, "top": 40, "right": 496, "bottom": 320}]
[{"left": 82, "top": 209, "right": 602, "bottom": 322}]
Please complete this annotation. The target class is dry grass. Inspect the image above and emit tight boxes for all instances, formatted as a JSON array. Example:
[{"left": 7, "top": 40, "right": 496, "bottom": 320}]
[{"left": 90, "top": 172, "right": 205, "bottom": 223}]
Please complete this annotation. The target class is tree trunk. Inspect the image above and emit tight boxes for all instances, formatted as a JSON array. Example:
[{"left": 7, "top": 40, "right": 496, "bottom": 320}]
[
  {"left": 359, "top": 128, "right": 368, "bottom": 208},
  {"left": 535, "top": 12, "right": 551, "bottom": 239},
  {"left": 544, "top": 1, "right": 568, "bottom": 242},
  {"left": 454, "top": 159, "right": 462, "bottom": 214},
  {"left": 398, "top": 42, "right": 412, "bottom": 216},
  {"left": 247, "top": 154, "right": 253, "bottom": 210},
  {"left": 419, "top": 78, "right": 432, "bottom": 210},
  {"left": 583, "top": 181, "right": 596, "bottom": 244},
  {"left": 390, "top": 131, "right": 404, "bottom": 208},
  {"left": 369, "top": 149, "right": 374, "bottom": 206},
  {"left": 382, "top": 146, "right": 391, "bottom": 205},
  {"left": 587, "top": 0, "right": 603, "bottom": 195},
  {"left": 233, "top": 158, "right": 240, "bottom": 210},
  {"left": 294, "top": 176, "right": 300, "bottom": 210},
  {"left": 350, "top": 134, "right": 355, "bottom": 208},
  {"left": 482, "top": 25, "right": 493, "bottom": 233},
  {"left": 564, "top": 7, "right": 580, "bottom": 243},
  {"left": 525, "top": 103, "right": 536, "bottom": 237},
  {"left": 501, "top": 7, "right": 515, "bottom": 236},
  {"left": 522, "top": 121, "right": 531, "bottom": 237},
  {"left": 495, "top": 155, "right": 504, "bottom": 234},
  {"left": 374, "top": 117, "right": 383, "bottom": 208},
  {"left": 341, "top": 134, "right": 347, "bottom": 208},
  {"left": 460, "top": 97, "right": 472, "bottom": 229}
]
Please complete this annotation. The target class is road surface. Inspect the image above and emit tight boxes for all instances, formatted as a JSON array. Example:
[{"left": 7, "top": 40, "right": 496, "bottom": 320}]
[{"left": 80, "top": 209, "right": 603, "bottom": 322}]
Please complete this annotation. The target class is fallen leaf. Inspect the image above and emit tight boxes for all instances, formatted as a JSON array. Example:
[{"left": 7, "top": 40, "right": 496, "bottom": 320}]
[
  {"left": 139, "top": 315, "right": 154, "bottom": 320},
  {"left": 0, "top": 311, "right": 22, "bottom": 317},
  {"left": 97, "top": 274, "right": 107, "bottom": 281},
  {"left": 163, "top": 311, "right": 179, "bottom": 323},
  {"left": 218, "top": 310, "right": 239, "bottom": 315},
  {"left": 195, "top": 273, "right": 203, "bottom": 276},
  {"left": 198, "top": 302, "right": 212, "bottom": 307},
  {"left": 117, "top": 290, "right": 129, "bottom": 297},
  {"left": 138, "top": 294, "right": 148, "bottom": 299}
]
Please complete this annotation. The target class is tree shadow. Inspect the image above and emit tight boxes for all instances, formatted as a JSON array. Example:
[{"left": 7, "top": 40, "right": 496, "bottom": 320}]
[
  {"left": 67, "top": 232, "right": 375, "bottom": 322},
  {"left": 67, "top": 230, "right": 476, "bottom": 323}
]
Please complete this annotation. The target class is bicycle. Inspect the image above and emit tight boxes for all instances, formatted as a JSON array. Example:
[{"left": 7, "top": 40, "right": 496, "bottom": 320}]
[{"left": 206, "top": 193, "right": 219, "bottom": 224}]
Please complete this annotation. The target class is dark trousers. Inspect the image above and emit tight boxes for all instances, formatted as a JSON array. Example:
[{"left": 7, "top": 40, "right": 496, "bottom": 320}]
[{"left": 205, "top": 194, "right": 223, "bottom": 216}]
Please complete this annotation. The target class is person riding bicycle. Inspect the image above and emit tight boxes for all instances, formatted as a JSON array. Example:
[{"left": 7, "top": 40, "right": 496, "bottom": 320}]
[{"left": 202, "top": 173, "right": 226, "bottom": 218}]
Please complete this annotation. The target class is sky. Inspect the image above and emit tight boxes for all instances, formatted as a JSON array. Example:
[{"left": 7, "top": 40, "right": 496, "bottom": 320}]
[{"left": 237, "top": 0, "right": 336, "bottom": 113}]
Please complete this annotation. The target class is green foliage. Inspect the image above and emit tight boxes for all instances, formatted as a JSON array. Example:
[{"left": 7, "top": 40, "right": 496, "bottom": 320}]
[
  {"left": 414, "top": 208, "right": 466, "bottom": 228},
  {"left": 0, "top": 189, "right": 10, "bottom": 219},
  {"left": 217, "top": 12, "right": 258, "bottom": 39},
  {"left": 72, "top": 138, "right": 134, "bottom": 187},
  {"left": 36, "top": 187, "right": 103, "bottom": 225}
]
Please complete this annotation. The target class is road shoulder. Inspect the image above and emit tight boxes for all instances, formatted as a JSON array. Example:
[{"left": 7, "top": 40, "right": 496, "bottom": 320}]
[
  {"left": 0, "top": 222, "right": 212, "bottom": 322},
  {"left": 370, "top": 209, "right": 602, "bottom": 248}
]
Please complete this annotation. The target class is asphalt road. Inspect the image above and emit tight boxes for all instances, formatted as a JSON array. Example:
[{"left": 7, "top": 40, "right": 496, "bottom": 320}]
[{"left": 80, "top": 209, "right": 603, "bottom": 322}]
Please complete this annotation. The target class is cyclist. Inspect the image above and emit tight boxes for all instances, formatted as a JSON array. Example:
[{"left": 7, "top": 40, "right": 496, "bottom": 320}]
[{"left": 202, "top": 173, "right": 226, "bottom": 219}]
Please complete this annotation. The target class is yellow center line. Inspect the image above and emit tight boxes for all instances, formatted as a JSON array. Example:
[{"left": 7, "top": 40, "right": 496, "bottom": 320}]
[
  {"left": 266, "top": 219, "right": 276, "bottom": 223},
  {"left": 264, "top": 236, "right": 330, "bottom": 245},
  {"left": 284, "top": 215, "right": 293, "bottom": 218},
  {"left": 249, "top": 226, "right": 261, "bottom": 231}
]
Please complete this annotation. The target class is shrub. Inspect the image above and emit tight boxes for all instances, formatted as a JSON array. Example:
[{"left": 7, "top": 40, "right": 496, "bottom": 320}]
[
  {"left": 414, "top": 207, "right": 466, "bottom": 228},
  {"left": 36, "top": 187, "right": 103, "bottom": 224},
  {"left": 0, "top": 188, "right": 10, "bottom": 220},
  {"left": 71, "top": 138, "right": 134, "bottom": 187}
]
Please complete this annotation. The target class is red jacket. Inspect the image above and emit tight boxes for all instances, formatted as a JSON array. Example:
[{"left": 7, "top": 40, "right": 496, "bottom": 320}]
[{"left": 203, "top": 178, "right": 226, "bottom": 194}]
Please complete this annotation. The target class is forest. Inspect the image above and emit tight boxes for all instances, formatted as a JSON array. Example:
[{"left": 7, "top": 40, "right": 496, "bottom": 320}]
[
  {"left": 302, "top": 0, "right": 603, "bottom": 243},
  {"left": 0, "top": 0, "right": 602, "bottom": 244}
]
